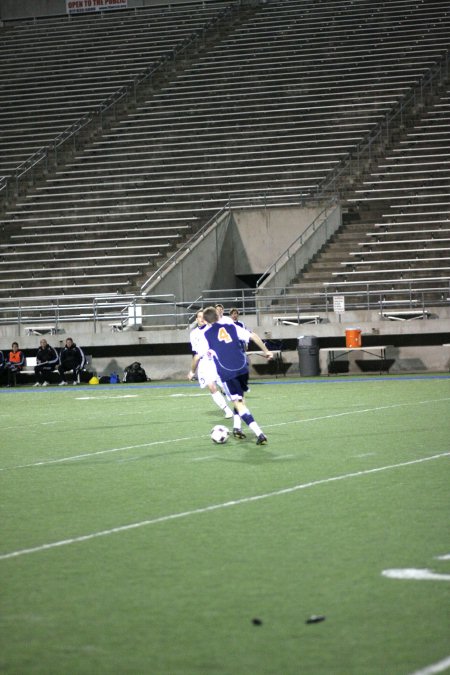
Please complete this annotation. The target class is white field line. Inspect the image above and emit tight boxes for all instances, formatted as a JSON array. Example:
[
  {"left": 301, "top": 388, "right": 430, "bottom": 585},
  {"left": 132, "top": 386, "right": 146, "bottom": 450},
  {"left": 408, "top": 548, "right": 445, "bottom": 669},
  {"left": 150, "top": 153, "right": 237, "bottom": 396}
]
[
  {"left": 382, "top": 568, "right": 450, "bottom": 581},
  {"left": 75, "top": 395, "right": 139, "bottom": 400},
  {"left": 0, "top": 452, "right": 448, "bottom": 562},
  {"left": 1, "top": 397, "right": 449, "bottom": 473},
  {"left": 408, "top": 655, "right": 450, "bottom": 675}
]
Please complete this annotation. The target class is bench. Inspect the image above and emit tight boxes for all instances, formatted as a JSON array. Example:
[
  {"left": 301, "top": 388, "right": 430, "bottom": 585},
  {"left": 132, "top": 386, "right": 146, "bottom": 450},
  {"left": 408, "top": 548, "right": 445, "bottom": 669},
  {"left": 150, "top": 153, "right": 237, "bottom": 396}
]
[
  {"left": 379, "top": 309, "right": 430, "bottom": 321},
  {"left": 23, "top": 356, "right": 37, "bottom": 374},
  {"left": 274, "top": 315, "right": 322, "bottom": 325},
  {"left": 24, "top": 325, "right": 60, "bottom": 336},
  {"left": 248, "top": 349, "right": 286, "bottom": 377}
]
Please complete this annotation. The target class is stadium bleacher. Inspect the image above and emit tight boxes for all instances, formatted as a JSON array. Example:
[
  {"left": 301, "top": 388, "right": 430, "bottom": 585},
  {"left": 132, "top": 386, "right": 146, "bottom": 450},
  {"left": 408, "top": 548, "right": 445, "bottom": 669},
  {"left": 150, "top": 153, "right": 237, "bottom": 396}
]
[{"left": 0, "top": 0, "right": 449, "bottom": 314}]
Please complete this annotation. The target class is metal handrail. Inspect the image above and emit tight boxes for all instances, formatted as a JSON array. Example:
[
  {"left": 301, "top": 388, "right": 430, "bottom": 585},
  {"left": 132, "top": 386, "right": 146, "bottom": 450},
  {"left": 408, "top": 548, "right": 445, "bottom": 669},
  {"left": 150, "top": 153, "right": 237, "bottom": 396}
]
[
  {"left": 140, "top": 204, "right": 231, "bottom": 294},
  {"left": 1, "top": 280, "right": 448, "bottom": 333}
]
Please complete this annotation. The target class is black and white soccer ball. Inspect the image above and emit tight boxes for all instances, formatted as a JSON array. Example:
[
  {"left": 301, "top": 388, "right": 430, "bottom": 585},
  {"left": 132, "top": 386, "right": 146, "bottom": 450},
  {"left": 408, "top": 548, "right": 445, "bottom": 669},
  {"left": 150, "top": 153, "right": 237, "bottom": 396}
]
[{"left": 210, "top": 424, "right": 230, "bottom": 444}]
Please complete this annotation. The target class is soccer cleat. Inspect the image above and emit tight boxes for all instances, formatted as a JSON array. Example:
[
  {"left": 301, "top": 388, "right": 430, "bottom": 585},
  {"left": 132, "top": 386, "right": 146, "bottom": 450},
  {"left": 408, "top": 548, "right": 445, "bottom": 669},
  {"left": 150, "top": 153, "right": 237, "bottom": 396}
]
[
  {"left": 58, "top": 381, "right": 67, "bottom": 386},
  {"left": 34, "top": 382, "right": 41, "bottom": 387},
  {"left": 256, "top": 433, "right": 268, "bottom": 446},
  {"left": 42, "top": 381, "right": 49, "bottom": 387},
  {"left": 224, "top": 409, "right": 233, "bottom": 419},
  {"left": 233, "top": 428, "right": 246, "bottom": 439}
]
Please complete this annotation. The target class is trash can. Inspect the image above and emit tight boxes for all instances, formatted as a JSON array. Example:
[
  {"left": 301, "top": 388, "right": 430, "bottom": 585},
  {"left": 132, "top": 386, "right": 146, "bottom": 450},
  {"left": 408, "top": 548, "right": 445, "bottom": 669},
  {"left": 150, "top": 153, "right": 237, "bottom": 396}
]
[{"left": 298, "top": 336, "right": 320, "bottom": 376}]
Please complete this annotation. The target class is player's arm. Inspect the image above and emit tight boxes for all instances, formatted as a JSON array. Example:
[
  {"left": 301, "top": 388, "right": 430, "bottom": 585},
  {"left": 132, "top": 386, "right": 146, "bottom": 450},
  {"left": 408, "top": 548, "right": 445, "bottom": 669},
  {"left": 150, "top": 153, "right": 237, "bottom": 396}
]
[
  {"left": 249, "top": 332, "right": 273, "bottom": 360},
  {"left": 188, "top": 353, "right": 200, "bottom": 380}
]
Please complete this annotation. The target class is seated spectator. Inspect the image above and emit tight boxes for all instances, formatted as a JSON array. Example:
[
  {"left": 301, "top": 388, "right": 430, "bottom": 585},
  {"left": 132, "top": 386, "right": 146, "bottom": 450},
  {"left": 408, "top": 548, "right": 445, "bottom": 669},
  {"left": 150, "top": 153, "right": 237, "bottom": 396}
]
[
  {"left": 34, "top": 338, "right": 59, "bottom": 387},
  {"left": 6, "top": 341, "right": 25, "bottom": 387},
  {"left": 0, "top": 349, "right": 5, "bottom": 385},
  {"left": 58, "top": 337, "right": 86, "bottom": 386}
]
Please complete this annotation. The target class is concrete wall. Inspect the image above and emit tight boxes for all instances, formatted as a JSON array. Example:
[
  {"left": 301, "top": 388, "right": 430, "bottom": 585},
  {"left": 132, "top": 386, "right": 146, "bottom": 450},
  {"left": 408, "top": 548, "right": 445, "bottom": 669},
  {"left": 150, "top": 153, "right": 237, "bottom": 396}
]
[
  {"left": 231, "top": 205, "right": 321, "bottom": 276},
  {"left": 3, "top": 309, "right": 448, "bottom": 381},
  {"left": 142, "top": 205, "right": 321, "bottom": 301}
]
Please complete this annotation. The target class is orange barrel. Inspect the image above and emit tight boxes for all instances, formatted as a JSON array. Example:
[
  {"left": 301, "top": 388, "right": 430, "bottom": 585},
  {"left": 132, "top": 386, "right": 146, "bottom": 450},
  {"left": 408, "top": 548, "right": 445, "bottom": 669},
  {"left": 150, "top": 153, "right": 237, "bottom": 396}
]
[{"left": 345, "top": 328, "right": 362, "bottom": 348}]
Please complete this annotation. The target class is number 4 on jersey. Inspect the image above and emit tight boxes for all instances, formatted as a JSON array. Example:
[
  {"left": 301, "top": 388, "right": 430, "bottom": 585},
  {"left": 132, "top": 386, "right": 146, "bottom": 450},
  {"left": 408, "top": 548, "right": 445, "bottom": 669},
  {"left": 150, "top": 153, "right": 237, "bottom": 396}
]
[{"left": 218, "top": 327, "right": 232, "bottom": 343}]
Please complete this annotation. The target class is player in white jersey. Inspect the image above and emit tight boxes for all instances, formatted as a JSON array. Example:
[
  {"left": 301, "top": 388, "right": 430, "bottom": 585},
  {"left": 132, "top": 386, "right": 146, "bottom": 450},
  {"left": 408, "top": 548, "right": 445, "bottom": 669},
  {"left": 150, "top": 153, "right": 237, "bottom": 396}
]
[
  {"left": 188, "top": 310, "right": 233, "bottom": 419},
  {"left": 214, "top": 303, "right": 235, "bottom": 325}
]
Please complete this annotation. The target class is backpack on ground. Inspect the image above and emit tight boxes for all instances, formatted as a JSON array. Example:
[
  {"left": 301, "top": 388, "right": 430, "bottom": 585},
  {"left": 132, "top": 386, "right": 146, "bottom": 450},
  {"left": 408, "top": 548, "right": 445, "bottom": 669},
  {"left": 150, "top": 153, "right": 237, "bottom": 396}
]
[{"left": 123, "top": 362, "right": 148, "bottom": 383}]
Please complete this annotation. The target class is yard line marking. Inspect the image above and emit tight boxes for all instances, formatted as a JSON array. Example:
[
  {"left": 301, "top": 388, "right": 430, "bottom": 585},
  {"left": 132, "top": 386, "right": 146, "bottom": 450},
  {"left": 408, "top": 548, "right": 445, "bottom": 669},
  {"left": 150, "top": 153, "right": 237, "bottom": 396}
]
[
  {"left": 1, "top": 397, "right": 448, "bottom": 472},
  {"left": 267, "top": 397, "right": 450, "bottom": 429},
  {"left": 272, "top": 454, "right": 295, "bottom": 460},
  {"left": 436, "top": 554, "right": 450, "bottom": 560},
  {"left": 408, "top": 655, "right": 450, "bottom": 675},
  {"left": 0, "top": 436, "right": 194, "bottom": 471},
  {"left": 76, "top": 395, "right": 139, "bottom": 400},
  {"left": 382, "top": 568, "right": 450, "bottom": 581},
  {"left": 0, "top": 452, "right": 448, "bottom": 561},
  {"left": 190, "top": 455, "right": 219, "bottom": 462}
]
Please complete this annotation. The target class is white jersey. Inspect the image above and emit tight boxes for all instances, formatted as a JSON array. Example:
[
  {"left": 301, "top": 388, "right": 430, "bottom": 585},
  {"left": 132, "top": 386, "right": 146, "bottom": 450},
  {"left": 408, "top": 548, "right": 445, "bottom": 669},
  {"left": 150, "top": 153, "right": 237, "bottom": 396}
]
[
  {"left": 190, "top": 324, "right": 224, "bottom": 389},
  {"left": 218, "top": 314, "right": 235, "bottom": 325}
]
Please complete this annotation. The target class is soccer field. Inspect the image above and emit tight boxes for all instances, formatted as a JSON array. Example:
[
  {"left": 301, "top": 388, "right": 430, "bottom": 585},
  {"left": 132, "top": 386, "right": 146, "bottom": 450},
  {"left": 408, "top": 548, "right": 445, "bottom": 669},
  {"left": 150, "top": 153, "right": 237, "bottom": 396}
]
[{"left": 1, "top": 375, "right": 449, "bottom": 675}]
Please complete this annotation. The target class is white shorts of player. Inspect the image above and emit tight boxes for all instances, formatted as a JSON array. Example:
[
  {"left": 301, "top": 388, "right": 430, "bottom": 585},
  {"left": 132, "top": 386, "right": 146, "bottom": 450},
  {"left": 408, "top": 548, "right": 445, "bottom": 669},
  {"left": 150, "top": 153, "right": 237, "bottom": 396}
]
[{"left": 197, "top": 356, "right": 224, "bottom": 390}]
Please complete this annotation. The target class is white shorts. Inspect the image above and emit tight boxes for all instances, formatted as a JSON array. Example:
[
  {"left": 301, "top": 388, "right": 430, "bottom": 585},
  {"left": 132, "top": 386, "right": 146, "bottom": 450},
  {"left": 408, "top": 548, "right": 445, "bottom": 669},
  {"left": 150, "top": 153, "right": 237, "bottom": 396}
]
[{"left": 197, "top": 357, "right": 224, "bottom": 389}]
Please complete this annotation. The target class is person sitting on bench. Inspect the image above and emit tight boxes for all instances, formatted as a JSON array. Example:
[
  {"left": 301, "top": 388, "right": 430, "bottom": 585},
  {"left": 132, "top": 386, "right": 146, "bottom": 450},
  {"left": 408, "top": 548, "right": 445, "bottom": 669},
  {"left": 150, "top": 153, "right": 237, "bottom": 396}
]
[
  {"left": 6, "top": 342, "right": 25, "bottom": 387},
  {"left": 34, "top": 338, "right": 59, "bottom": 387},
  {"left": 58, "top": 337, "right": 86, "bottom": 386}
]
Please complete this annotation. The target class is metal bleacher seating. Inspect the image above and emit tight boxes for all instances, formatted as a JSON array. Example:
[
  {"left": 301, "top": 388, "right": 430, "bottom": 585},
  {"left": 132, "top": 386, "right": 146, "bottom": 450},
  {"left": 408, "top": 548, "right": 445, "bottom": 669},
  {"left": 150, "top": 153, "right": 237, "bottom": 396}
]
[
  {"left": 1, "top": 0, "right": 450, "bottom": 309},
  {"left": 335, "top": 87, "right": 450, "bottom": 308},
  {"left": 278, "top": 84, "right": 450, "bottom": 312}
]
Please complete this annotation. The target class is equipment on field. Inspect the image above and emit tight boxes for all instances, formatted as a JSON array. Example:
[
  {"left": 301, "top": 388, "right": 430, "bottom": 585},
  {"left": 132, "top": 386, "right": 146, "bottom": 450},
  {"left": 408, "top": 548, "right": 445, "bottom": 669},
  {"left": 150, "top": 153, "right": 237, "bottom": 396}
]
[
  {"left": 123, "top": 362, "right": 148, "bottom": 382},
  {"left": 210, "top": 424, "right": 229, "bottom": 444}
]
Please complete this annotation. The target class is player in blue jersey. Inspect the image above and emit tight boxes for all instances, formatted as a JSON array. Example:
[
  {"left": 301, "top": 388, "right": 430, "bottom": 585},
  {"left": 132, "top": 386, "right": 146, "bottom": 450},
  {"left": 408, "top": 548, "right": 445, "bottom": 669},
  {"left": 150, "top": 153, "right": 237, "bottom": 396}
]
[
  {"left": 188, "top": 309, "right": 233, "bottom": 419},
  {"left": 196, "top": 306, "right": 273, "bottom": 445}
]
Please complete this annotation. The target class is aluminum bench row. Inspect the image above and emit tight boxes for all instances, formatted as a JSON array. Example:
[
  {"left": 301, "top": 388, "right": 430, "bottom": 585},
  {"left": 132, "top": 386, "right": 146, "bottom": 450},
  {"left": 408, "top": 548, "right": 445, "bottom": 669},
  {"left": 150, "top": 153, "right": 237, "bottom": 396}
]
[
  {"left": 344, "top": 254, "right": 450, "bottom": 265},
  {"left": 1, "top": 236, "right": 174, "bottom": 248},
  {"left": 0, "top": 252, "right": 159, "bottom": 266},
  {"left": 358, "top": 239, "right": 450, "bottom": 248}
]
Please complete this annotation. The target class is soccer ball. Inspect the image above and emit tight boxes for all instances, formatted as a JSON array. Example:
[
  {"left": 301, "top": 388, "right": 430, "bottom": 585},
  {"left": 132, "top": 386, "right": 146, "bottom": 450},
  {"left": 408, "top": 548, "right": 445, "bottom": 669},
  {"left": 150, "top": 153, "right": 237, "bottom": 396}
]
[{"left": 210, "top": 424, "right": 230, "bottom": 444}]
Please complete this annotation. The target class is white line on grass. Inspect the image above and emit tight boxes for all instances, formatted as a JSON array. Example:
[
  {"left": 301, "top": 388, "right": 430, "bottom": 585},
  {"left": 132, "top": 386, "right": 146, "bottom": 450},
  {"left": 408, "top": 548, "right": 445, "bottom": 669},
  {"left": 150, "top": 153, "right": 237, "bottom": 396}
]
[
  {"left": 76, "top": 395, "right": 139, "bottom": 400},
  {"left": 436, "top": 554, "right": 450, "bottom": 560},
  {"left": 266, "top": 397, "right": 450, "bottom": 430},
  {"left": 382, "top": 568, "right": 450, "bottom": 581},
  {"left": 1, "top": 397, "right": 448, "bottom": 473},
  {"left": 0, "top": 452, "right": 448, "bottom": 561},
  {"left": 190, "top": 455, "right": 219, "bottom": 462},
  {"left": 408, "top": 655, "right": 450, "bottom": 675},
  {"left": 0, "top": 436, "right": 194, "bottom": 472}
]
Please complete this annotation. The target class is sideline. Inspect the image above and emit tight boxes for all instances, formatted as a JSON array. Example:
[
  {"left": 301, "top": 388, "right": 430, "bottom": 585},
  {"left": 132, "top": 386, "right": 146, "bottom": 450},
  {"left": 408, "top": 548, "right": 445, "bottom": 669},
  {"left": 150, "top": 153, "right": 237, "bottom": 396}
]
[
  {"left": 0, "top": 451, "right": 448, "bottom": 561},
  {"left": 1, "top": 373, "right": 450, "bottom": 395}
]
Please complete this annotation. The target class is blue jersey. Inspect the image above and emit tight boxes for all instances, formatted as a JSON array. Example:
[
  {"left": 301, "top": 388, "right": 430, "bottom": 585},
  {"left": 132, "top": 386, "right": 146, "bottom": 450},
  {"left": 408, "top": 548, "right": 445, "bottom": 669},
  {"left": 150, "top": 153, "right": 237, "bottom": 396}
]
[{"left": 199, "top": 321, "right": 252, "bottom": 381}]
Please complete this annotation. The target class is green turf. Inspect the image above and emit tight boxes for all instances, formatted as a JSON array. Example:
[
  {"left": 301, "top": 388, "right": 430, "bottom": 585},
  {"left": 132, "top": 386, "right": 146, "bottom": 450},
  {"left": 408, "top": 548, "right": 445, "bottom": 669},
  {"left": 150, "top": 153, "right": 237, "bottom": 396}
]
[{"left": 1, "top": 376, "right": 449, "bottom": 674}]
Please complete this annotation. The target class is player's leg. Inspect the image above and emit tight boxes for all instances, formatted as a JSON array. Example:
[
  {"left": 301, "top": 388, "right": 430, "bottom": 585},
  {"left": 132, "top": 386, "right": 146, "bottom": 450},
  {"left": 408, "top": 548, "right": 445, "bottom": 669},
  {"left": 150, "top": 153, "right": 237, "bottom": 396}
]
[
  {"left": 199, "top": 359, "right": 233, "bottom": 418},
  {"left": 58, "top": 365, "right": 68, "bottom": 385},
  {"left": 223, "top": 377, "right": 267, "bottom": 444}
]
